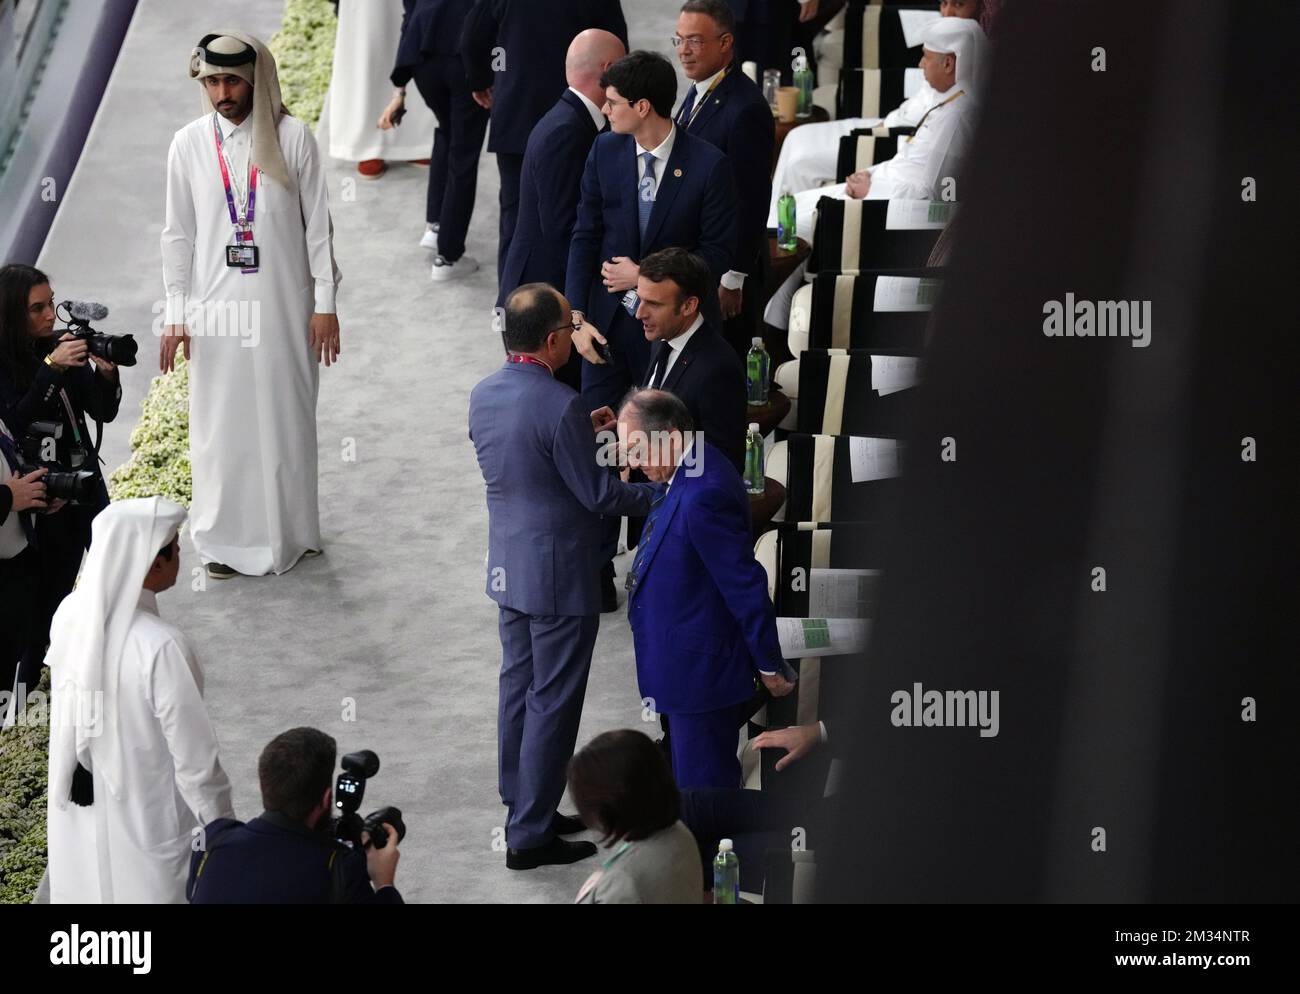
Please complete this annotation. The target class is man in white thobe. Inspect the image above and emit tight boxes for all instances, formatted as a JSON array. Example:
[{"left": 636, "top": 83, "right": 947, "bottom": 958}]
[
  {"left": 327, "top": 0, "right": 436, "bottom": 168},
  {"left": 765, "top": 17, "right": 988, "bottom": 328},
  {"left": 768, "top": 2, "right": 984, "bottom": 224},
  {"left": 46, "top": 497, "right": 233, "bottom": 904},
  {"left": 161, "top": 31, "right": 342, "bottom": 578}
]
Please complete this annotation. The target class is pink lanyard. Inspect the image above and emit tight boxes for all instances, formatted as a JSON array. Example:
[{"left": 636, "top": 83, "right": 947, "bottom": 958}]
[{"left": 213, "top": 114, "right": 259, "bottom": 271}]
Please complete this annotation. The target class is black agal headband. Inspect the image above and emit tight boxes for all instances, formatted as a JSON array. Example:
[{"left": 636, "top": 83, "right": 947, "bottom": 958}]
[{"left": 193, "top": 34, "right": 256, "bottom": 67}]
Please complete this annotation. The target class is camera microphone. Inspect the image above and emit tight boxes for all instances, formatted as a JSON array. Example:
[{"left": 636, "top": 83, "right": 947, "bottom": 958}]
[{"left": 64, "top": 300, "right": 110, "bottom": 322}]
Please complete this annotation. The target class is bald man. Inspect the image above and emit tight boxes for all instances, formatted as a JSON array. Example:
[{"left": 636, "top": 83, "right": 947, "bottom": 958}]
[{"left": 497, "top": 29, "right": 626, "bottom": 388}]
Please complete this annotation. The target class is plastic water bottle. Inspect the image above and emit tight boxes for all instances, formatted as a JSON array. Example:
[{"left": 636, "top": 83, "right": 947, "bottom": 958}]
[
  {"left": 746, "top": 337, "right": 770, "bottom": 406},
  {"left": 744, "top": 424, "right": 765, "bottom": 496},
  {"left": 713, "top": 838, "right": 740, "bottom": 903},
  {"left": 777, "top": 190, "right": 797, "bottom": 252},
  {"left": 794, "top": 66, "right": 814, "bottom": 118}
]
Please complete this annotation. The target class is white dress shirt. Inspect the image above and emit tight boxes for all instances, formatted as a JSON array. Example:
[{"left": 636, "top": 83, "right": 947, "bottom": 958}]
[
  {"left": 647, "top": 314, "right": 704, "bottom": 387},
  {"left": 569, "top": 87, "right": 607, "bottom": 131}
]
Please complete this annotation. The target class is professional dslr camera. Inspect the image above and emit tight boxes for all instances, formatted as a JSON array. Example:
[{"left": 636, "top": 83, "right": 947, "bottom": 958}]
[
  {"left": 331, "top": 749, "right": 407, "bottom": 851},
  {"left": 19, "top": 419, "right": 98, "bottom": 504},
  {"left": 51, "top": 299, "right": 139, "bottom": 367}
]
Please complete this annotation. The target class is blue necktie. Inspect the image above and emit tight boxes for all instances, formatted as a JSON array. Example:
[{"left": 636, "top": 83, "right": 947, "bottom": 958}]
[
  {"left": 638, "top": 150, "right": 657, "bottom": 240},
  {"left": 676, "top": 83, "right": 698, "bottom": 127},
  {"left": 625, "top": 484, "right": 669, "bottom": 592}
]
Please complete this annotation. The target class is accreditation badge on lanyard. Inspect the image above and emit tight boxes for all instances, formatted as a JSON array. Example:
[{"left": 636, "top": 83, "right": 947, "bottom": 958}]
[{"left": 214, "top": 114, "right": 260, "bottom": 273}]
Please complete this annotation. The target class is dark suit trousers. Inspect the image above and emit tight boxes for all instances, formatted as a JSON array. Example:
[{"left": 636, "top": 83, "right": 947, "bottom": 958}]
[
  {"left": 721, "top": 247, "right": 769, "bottom": 357},
  {"left": 667, "top": 703, "right": 748, "bottom": 790},
  {"left": 412, "top": 57, "right": 489, "bottom": 261},
  {"left": 1, "top": 544, "right": 39, "bottom": 702},
  {"left": 495, "top": 152, "right": 524, "bottom": 283},
  {"left": 497, "top": 607, "right": 599, "bottom": 849}
]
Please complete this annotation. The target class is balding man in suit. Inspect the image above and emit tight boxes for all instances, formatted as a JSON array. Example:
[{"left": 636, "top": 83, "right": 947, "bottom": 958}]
[{"left": 469, "top": 283, "right": 656, "bottom": 870}]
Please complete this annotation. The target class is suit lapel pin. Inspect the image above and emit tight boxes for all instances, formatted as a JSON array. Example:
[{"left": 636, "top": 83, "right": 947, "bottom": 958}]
[{"left": 673, "top": 168, "right": 683, "bottom": 178}]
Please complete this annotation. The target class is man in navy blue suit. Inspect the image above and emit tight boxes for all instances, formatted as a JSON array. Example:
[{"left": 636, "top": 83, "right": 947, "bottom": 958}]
[
  {"left": 461, "top": 0, "right": 629, "bottom": 282},
  {"left": 468, "top": 283, "right": 656, "bottom": 869},
  {"left": 497, "top": 29, "right": 626, "bottom": 389},
  {"left": 566, "top": 50, "right": 739, "bottom": 415},
  {"left": 673, "top": 1, "right": 776, "bottom": 355},
  {"left": 617, "top": 389, "right": 796, "bottom": 789},
  {"left": 634, "top": 248, "right": 747, "bottom": 473}
]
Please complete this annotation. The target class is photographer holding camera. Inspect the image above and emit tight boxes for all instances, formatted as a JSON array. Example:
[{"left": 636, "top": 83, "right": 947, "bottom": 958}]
[
  {"left": 0, "top": 264, "right": 122, "bottom": 696},
  {"left": 1, "top": 417, "right": 46, "bottom": 713},
  {"left": 188, "top": 727, "right": 404, "bottom": 904}
]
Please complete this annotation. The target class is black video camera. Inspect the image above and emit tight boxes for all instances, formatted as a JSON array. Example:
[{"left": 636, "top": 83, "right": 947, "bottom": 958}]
[
  {"left": 19, "top": 420, "right": 98, "bottom": 504},
  {"left": 55, "top": 300, "right": 138, "bottom": 367},
  {"left": 331, "top": 749, "right": 407, "bottom": 851}
]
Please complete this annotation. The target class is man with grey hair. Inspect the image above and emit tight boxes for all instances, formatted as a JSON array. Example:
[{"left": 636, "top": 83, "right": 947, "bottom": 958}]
[
  {"left": 161, "top": 31, "right": 342, "bottom": 579},
  {"left": 617, "top": 388, "right": 796, "bottom": 789}
]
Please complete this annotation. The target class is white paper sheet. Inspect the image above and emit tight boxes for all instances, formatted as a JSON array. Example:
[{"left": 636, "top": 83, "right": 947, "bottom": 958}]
[
  {"left": 809, "top": 568, "right": 881, "bottom": 618},
  {"left": 870, "top": 355, "right": 923, "bottom": 395},
  {"left": 885, "top": 198, "right": 954, "bottom": 230},
  {"left": 778, "top": 617, "right": 872, "bottom": 659},
  {"left": 898, "top": 9, "right": 943, "bottom": 49},
  {"left": 872, "top": 275, "right": 942, "bottom": 312},
  {"left": 849, "top": 436, "right": 901, "bottom": 482}
]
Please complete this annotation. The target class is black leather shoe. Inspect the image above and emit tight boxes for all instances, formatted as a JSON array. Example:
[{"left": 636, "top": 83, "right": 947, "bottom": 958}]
[
  {"left": 507, "top": 836, "right": 597, "bottom": 870},
  {"left": 600, "top": 563, "right": 618, "bottom": 613},
  {"left": 552, "top": 812, "right": 586, "bottom": 835}
]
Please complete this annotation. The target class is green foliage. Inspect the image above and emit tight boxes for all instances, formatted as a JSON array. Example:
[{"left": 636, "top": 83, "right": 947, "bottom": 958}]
[
  {"left": 270, "top": 0, "right": 339, "bottom": 131},
  {"left": 0, "top": 671, "right": 50, "bottom": 904},
  {"left": 0, "top": 0, "right": 339, "bottom": 905},
  {"left": 108, "top": 355, "right": 192, "bottom": 504}
]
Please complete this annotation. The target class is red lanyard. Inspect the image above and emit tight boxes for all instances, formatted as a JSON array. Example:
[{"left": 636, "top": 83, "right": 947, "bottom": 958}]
[
  {"left": 508, "top": 354, "right": 553, "bottom": 375},
  {"left": 212, "top": 114, "right": 258, "bottom": 231}
]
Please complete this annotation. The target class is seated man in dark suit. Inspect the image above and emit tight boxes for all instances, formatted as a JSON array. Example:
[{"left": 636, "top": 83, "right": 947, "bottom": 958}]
[
  {"left": 673, "top": 1, "right": 776, "bottom": 355},
  {"left": 617, "top": 389, "right": 796, "bottom": 789},
  {"left": 565, "top": 50, "right": 738, "bottom": 414},
  {"left": 634, "top": 248, "right": 747, "bottom": 473},
  {"left": 497, "top": 28, "right": 626, "bottom": 388}
]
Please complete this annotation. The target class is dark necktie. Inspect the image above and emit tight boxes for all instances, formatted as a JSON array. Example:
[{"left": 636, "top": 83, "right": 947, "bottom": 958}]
[
  {"left": 638, "top": 151, "right": 657, "bottom": 239},
  {"left": 645, "top": 341, "right": 669, "bottom": 388},
  {"left": 625, "top": 484, "right": 669, "bottom": 592},
  {"left": 676, "top": 83, "right": 699, "bottom": 127}
]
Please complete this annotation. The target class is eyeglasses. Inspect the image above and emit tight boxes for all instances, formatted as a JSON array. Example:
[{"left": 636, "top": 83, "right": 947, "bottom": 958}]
[
  {"left": 549, "top": 315, "right": 582, "bottom": 336},
  {"left": 602, "top": 96, "right": 637, "bottom": 111},
  {"left": 671, "top": 33, "right": 728, "bottom": 51}
]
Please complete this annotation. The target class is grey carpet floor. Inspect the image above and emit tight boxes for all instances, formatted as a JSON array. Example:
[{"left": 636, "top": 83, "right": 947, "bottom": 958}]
[{"left": 35, "top": 0, "right": 692, "bottom": 903}]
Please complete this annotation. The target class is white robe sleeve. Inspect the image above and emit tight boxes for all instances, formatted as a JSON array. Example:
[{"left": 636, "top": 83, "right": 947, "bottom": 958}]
[
  {"left": 148, "top": 636, "right": 235, "bottom": 826},
  {"left": 295, "top": 124, "right": 342, "bottom": 314},
  {"left": 161, "top": 133, "right": 197, "bottom": 326}
]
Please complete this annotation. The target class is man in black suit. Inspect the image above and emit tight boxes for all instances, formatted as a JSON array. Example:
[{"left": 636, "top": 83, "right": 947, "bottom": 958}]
[
  {"left": 674, "top": 1, "right": 775, "bottom": 356},
  {"left": 634, "top": 248, "right": 746, "bottom": 472},
  {"left": 460, "top": 0, "right": 629, "bottom": 283},
  {"left": 497, "top": 28, "right": 626, "bottom": 389}
]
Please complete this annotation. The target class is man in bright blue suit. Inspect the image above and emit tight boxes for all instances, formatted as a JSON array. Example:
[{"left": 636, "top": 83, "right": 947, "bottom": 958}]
[
  {"left": 618, "top": 389, "right": 796, "bottom": 789},
  {"left": 469, "top": 283, "right": 656, "bottom": 869},
  {"left": 566, "top": 51, "right": 738, "bottom": 414},
  {"left": 673, "top": 1, "right": 776, "bottom": 355}
]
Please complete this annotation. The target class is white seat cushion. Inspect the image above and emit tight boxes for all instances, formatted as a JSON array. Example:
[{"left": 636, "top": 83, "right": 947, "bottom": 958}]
[{"left": 788, "top": 282, "right": 813, "bottom": 357}]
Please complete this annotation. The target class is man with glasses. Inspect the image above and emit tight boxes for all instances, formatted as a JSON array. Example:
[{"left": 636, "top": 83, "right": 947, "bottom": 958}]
[
  {"left": 672, "top": 0, "right": 775, "bottom": 356},
  {"left": 469, "top": 283, "right": 657, "bottom": 870}
]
